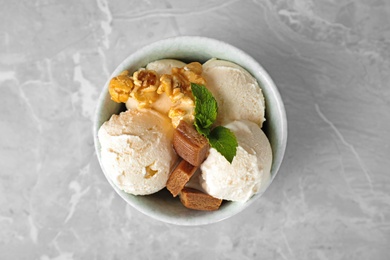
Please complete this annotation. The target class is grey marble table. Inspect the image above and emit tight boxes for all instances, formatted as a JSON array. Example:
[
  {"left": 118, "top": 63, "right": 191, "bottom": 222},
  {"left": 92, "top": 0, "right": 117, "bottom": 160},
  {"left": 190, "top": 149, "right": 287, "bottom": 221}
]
[{"left": 1, "top": 0, "right": 389, "bottom": 259}]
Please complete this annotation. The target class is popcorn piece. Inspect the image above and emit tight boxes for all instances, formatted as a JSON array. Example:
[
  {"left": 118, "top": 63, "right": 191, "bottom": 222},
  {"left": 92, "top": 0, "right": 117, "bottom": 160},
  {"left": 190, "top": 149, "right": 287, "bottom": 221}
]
[
  {"left": 168, "top": 96, "right": 195, "bottom": 128},
  {"left": 173, "top": 120, "right": 209, "bottom": 166},
  {"left": 158, "top": 74, "right": 174, "bottom": 96},
  {"left": 179, "top": 187, "right": 222, "bottom": 211},
  {"left": 108, "top": 70, "right": 134, "bottom": 103},
  {"left": 133, "top": 69, "right": 159, "bottom": 91},
  {"left": 174, "top": 62, "right": 205, "bottom": 86},
  {"left": 108, "top": 61, "right": 206, "bottom": 128},
  {"left": 157, "top": 62, "right": 206, "bottom": 128},
  {"left": 166, "top": 159, "right": 198, "bottom": 197},
  {"left": 131, "top": 69, "right": 159, "bottom": 108},
  {"left": 157, "top": 62, "right": 205, "bottom": 99}
]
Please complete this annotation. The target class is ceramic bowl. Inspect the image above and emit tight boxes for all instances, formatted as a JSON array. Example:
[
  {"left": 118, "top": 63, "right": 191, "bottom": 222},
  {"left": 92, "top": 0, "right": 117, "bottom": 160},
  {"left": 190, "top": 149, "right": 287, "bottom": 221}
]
[{"left": 93, "top": 36, "right": 287, "bottom": 225}]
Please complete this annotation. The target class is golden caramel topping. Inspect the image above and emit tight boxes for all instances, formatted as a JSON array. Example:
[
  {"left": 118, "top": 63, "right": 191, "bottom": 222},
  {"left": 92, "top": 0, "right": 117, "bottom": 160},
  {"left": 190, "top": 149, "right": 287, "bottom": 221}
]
[
  {"left": 169, "top": 98, "right": 195, "bottom": 128},
  {"left": 108, "top": 70, "right": 134, "bottom": 103},
  {"left": 131, "top": 69, "right": 160, "bottom": 108},
  {"left": 157, "top": 62, "right": 205, "bottom": 102},
  {"left": 107, "top": 61, "right": 206, "bottom": 127},
  {"left": 157, "top": 74, "right": 172, "bottom": 96},
  {"left": 174, "top": 62, "right": 206, "bottom": 86},
  {"left": 144, "top": 164, "right": 158, "bottom": 179},
  {"left": 185, "top": 62, "right": 203, "bottom": 75},
  {"left": 155, "top": 62, "right": 205, "bottom": 127},
  {"left": 133, "top": 69, "right": 159, "bottom": 90}
]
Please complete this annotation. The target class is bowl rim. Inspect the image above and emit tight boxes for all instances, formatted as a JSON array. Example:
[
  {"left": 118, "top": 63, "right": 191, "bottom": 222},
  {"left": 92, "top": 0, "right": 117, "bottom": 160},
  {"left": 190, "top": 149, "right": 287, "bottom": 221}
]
[{"left": 93, "top": 36, "right": 288, "bottom": 225}]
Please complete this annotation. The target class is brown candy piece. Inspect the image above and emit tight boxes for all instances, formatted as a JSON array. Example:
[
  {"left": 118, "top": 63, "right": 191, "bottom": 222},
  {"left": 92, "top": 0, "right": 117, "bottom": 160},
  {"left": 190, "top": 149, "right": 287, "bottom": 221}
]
[
  {"left": 166, "top": 160, "right": 198, "bottom": 197},
  {"left": 179, "top": 187, "right": 222, "bottom": 211},
  {"left": 173, "top": 120, "right": 209, "bottom": 166}
]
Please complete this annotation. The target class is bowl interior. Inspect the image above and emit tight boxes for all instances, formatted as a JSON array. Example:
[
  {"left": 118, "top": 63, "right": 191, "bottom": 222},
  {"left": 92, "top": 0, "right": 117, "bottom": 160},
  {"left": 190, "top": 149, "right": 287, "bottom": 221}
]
[{"left": 93, "top": 36, "right": 287, "bottom": 225}]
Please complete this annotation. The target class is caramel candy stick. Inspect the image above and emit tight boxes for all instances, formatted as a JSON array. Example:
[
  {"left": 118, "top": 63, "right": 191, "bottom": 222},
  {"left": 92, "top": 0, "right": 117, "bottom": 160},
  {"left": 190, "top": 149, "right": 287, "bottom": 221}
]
[
  {"left": 173, "top": 120, "right": 209, "bottom": 166},
  {"left": 180, "top": 187, "right": 222, "bottom": 211},
  {"left": 167, "top": 160, "right": 198, "bottom": 197}
]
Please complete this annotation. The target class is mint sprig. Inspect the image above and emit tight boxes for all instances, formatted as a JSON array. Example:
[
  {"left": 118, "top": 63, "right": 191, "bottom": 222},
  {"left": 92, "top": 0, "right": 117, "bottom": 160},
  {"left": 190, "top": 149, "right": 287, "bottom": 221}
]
[
  {"left": 208, "top": 126, "right": 238, "bottom": 163},
  {"left": 191, "top": 82, "right": 218, "bottom": 136},
  {"left": 191, "top": 83, "right": 238, "bottom": 163}
]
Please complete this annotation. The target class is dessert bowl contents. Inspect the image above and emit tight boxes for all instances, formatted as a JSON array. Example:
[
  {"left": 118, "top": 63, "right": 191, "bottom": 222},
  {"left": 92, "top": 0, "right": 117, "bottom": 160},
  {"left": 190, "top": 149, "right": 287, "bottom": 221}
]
[
  {"left": 93, "top": 36, "right": 287, "bottom": 225},
  {"left": 98, "top": 57, "right": 272, "bottom": 209},
  {"left": 118, "top": 59, "right": 205, "bottom": 128}
]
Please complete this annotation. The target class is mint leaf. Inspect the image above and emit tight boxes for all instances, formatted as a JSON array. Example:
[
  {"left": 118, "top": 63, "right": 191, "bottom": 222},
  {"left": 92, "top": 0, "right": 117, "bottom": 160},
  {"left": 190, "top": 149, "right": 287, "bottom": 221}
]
[
  {"left": 208, "top": 126, "right": 238, "bottom": 163},
  {"left": 191, "top": 83, "right": 238, "bottom": 163},
  {"left": 191, "top": 83, "right": 218, "bottom": 136}
]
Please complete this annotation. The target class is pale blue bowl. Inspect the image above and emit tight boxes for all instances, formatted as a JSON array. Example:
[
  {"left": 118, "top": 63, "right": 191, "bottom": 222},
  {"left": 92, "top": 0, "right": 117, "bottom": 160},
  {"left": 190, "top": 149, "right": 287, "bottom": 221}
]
[{"left": 93, "top": 36, "right": 287, "bottom": 225}]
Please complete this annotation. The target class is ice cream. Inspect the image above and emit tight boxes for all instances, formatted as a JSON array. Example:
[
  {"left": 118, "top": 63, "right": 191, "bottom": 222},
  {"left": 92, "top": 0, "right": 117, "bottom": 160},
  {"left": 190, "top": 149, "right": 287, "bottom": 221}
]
[
  {"left": 100, "top": 57, "right": 273, "bottom": 209},
  {"left": 200, "top": 120, "right": 272, "bottom": 202},
  {"left": 125, "top": 59, "right": 196, "bottom": 126},
  {"left": 146, "top": 59, "right": 186, "bottom": 75},
  {"left": 125, "top": 59, "right": 186, "bottom": 114},
  {"left": 126, "top": 89, "right": 173, "bottom": 115},
  {"left": 98, "top": 109, "right": 178, "bottom": 195},
  {"left": 202, "top": 59, "right": 266, "bottom": 127}
]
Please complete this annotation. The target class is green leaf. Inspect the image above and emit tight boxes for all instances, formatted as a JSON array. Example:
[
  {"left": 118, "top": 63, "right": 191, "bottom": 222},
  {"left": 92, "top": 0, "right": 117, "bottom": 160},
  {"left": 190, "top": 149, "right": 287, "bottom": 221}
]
[
  {"left": 191, "top": 83, "right": 238, "bottom": 163},
  {"left": 191, "top": 83, "right": 218, "bottom": 135},
  {"left": 208, "top": 126, "right": 238, "bottom": 163}
]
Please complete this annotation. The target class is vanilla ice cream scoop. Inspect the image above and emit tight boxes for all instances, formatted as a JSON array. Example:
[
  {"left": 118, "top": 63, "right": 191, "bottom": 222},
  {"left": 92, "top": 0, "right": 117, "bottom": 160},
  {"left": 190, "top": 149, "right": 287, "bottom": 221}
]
[
  {"left": 126, "top": 59, "right": 187, "bottom": 115},
  {"left": 202, "top": 59, "right": 265, "bottom": 126},
  {"left": 146, "top": 59, "right": 186, "bottom": 75},
  {"left": 98, "top": 109, "right": 178, "bottom": 195},
  {"left": 200, "top": 120, "right": 272, "bottom": 202}
]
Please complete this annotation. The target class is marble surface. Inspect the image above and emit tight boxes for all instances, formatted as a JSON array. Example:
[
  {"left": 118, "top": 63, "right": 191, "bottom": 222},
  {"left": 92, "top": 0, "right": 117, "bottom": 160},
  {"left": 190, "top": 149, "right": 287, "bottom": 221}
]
[{"left": 1, "top": 0, "right": 389, "bottom": 259}]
